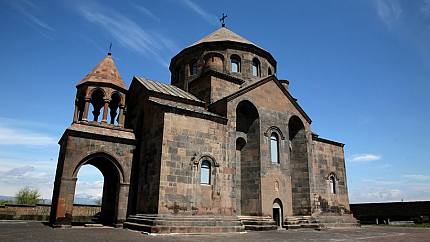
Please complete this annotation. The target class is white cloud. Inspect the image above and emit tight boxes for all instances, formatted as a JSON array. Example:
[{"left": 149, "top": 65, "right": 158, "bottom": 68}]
[
  {"left": 0, "top": 165, "right": 54, "bottom": 198},
  {"left": 351, "top": 154, "right": 381, "bottom": 162},
  {"left": 78, "top": 4, "right": 176, "bottom": 67},
  {"left": 7, "top": 0, "right": 54, "bottom": 32},
  {"left": 0, "top": 127, "right": 56, "bottom": 146},
  {"left": 350, "top": 188, "right": 403, "bottom": 203},
  {"left": 403, "top": 174, "right": 430, "bottom": 181},
  {"left": 131, "top": 3, "right": 160, "bottom": 23},
  {"left": 350, "top": 174, "right": 430, "bottom": 203},
  {"left": 375, "top": 0, "right": 403, "bottom": 28},
  {"left": 179, "top": 0, "right": 218, "bottom": 26},
  {"left": 75, "top": 180, "right": 104, "bottom": 198}
]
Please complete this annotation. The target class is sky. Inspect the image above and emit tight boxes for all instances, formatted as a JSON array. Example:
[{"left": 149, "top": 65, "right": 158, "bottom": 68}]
[{"left": 0, "top": 0, "right": 429, "bottom": 204}]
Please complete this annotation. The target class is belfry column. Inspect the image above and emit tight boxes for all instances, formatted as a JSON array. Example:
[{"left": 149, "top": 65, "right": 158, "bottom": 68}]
[
  {"left": 82, "top": 97, "right": 90, "bottom": 122},
  {"left": 118, "top": 105, "right": 125, "bottom": 128},
  {"left": 73, "top": 99, "right": 79, "bottom": 123},
  {"left": 102, "top": 99, "right": 110, "bottom": 123}
]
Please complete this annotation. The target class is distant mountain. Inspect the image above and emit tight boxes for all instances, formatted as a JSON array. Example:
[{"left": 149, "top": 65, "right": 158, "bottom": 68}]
[
  {"left": 74, "top": 194, "right": 101, "bottom": 205},
  {"left": 0, "top": 195, "right": 15, "bottom": 202},
  {"left": 1, "top": 194, "right": 99, "bottom": 205}
]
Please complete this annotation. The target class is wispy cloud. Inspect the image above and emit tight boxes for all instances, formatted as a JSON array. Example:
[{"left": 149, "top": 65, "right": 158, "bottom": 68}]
[
  {"left": 0, "top": 126, "right": 56, "bottom": 146},
  {"left": 78, "top": 3, "right": 177, "bottom": 67},
  {"left": 350, "top": 188, "right": 403, "bottom": 203},
  {"left": 350, "top": 173, "right": 430, "bottom": 203},
  {"left": 351, "top": 154, "right": 382, "bottom": 162},
  {"left": 7, "top": 0, "right": 54, "bottom": 32},
  {"left": 403, "top": 174, "right": 430, "bottom": 181},
  {"left": 421, "top": 0, "right": 430, "bottom": 16},
  {"left": 375, "top": 0, "right": 403, "bottom": 28},
  {"left": 131, "top": 3, "right": 160, "bottom": 23},
  {"left": 0, "top": 165, "right": 53, "bottom": 198},
  {"left": 75, "top": 180, "right": 104, "bottom": 199},
  {"left": 179, "top": 0, "right": 218, "bottom": 26}
]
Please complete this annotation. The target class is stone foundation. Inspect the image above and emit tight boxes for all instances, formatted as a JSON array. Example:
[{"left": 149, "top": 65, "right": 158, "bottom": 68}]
[
  {"left": 238, "top": 216, "right": 278, "bottom": 231},
  {"left": 123, "top": 214, "right": 245, "bottom": 234}
]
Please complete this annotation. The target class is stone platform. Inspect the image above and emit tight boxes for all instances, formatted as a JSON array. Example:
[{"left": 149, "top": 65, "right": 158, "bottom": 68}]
[
  {"left": 284, "top": 214, "right": 360, "bottom": 229},
  {"left": 123, "top": 214, "right": 245, "bottom": 234},
  {"left": 238, "top": 216, "right": 278, "bottom": 231}
]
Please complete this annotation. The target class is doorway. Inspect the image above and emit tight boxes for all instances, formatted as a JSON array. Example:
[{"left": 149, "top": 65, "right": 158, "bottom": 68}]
[{"left": 273, "top": 199, "right": 283, "bottom": 228}]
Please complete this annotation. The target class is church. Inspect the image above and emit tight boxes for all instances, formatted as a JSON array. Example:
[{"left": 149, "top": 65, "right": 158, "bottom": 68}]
[{"left": 50, "top": 24, "right": 358, "bottom": 233}]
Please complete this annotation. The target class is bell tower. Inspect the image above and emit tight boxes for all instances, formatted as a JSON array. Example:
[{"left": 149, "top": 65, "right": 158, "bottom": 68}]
[
  {"left": 73, "top": 52, "right": 127, "bottom": 126},
  {"left": 50, "top": 52, "right": 135, "bottom": 227}
]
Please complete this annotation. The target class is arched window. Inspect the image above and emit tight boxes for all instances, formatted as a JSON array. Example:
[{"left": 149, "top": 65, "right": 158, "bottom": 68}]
[
  {"left": 90, "top": 89, "right": 105, "bottom": 122},
  {"left": 231, "top": 55, "right": 241, "bottom": 73},
  {"left": 252, "top": 58, "right": 260, "bottom": 77},
  {"left": 109, "top": 92, "right": 121, "bottom": 125},
  {"left": 329, "top": 175, "right": 336, "bottom": 194},
  {"left": 268, "top": 67, "right": 272, "bottom": 75},
  {"left": 200, "top": 160, "right": 211, "bottom": 185},
  {"left": 270, "top": 132, "right": 279, "bottom": 164},
  {"left": 190, "top": 61, "right": 197, "bottom": 76}
]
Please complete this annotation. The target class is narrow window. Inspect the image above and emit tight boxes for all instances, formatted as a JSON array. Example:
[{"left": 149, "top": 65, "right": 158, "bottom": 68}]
[
  {"left": 190, "top": 61, "right": 197, "bottom": 75},
  {"left": 268, "top": 67, "right": 272, "bottom": 75},
  {"left": 231, "top": 55, "right": 241, "bottom": 73},
  {"left": 270, "top": 133, "right": 279, "bottom": 164},
  {"left": 329, "top": 176, "right": 336, "bottom": 194},
  {"left": 200, "top": 160, "right": 211, "bottom": 184},
  {"left": 252, "top": 58, "right": 260, "bottom": 77}
]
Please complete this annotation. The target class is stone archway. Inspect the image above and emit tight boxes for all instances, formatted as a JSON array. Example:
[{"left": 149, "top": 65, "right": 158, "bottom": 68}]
[
  {"left": 236, "top": 100, "right": 261, "bottom": 216},
  {"left": 72, "top": 154, "right": 123, "bottom": 225},
  {"left": 50, "top": 152, "right": 129, "bottom": 227}
]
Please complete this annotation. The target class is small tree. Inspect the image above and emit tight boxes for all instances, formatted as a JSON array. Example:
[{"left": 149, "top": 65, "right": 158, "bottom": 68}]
[
  {"left": 0, "top": 199, "right": 10, "bottom": 205},
  {"left": 15, "top": 187, "right": 41, "bottom": 205},
  {"left": 95, "top": 197, "right": 102, "bottom": 206}
]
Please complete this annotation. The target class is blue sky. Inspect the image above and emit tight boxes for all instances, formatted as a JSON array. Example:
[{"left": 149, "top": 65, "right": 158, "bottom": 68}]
[{"left": 0, "top": 0, "right": 429, "bottom": 203}]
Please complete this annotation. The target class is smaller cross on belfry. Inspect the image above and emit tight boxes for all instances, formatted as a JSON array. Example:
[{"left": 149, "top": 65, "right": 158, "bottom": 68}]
[{"left": 220, "top": 13, "right": 227, "bottom": 27}]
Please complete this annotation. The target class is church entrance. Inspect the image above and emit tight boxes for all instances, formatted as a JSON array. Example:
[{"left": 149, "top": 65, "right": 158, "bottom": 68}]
[{"left": 272, "top": 199, "right": 283, "bottom": 228}]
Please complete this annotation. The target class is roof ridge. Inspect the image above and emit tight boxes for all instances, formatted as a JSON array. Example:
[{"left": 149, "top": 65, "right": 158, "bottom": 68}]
[{"left": 135, "top": 76, "right": 203, "bottom": 103}]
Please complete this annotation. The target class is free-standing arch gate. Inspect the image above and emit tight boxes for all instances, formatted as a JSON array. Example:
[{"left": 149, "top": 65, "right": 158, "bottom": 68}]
[{"left": 50, "top": 125, "right": 135, "bottom": 227}]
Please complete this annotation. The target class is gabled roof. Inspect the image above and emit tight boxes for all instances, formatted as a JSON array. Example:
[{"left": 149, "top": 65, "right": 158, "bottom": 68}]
[
  {"left": 78, "top": 53, "right": 126, "bottom": 89},
  {"left": 190, "top": 27, "right": 258, "bottom": 48},
  {"left": 134, "top": 76, "right": 204, "bottom": 104},
  {"left": 210, "top": 75, "right": 312, "bottom": 124}
]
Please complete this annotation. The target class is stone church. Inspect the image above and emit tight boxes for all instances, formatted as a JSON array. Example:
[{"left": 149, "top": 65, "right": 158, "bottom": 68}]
[{"left": 50, "top": 26, "right": 358, "bottom": 233}]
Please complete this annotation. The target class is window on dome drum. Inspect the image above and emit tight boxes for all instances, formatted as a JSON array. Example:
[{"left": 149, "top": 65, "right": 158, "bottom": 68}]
[
  {"left": 268, "top": 67, "right": 272, "bottom": 75},
  {"left": 231, "top": 55, "right": 241, "bottom": 73},
  {"left": 252, "top": 58, "right": 260, "bottom": 77},
  {"left": 270, "top": 132, "right": 279, "bottom": 164},
  {"left": 190, "top": 61, "right": 197, "bottom": 76},
  {"left": 200, "top": 160, "right": 211, "bottom": 185},
  {"left": 329, "top": 175, "right": 336, "bottom": 194}
]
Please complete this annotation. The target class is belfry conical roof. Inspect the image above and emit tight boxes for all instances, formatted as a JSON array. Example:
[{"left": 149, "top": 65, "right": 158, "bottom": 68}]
[
  {"left": 190, "top": 27, "right": 258, "bottom": 47},
  {"left": 78, "top": 53, "right": 126, "bottom": 89}
]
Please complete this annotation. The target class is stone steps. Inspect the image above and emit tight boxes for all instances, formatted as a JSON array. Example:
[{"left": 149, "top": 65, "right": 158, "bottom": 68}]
[
  {"left": 124, "top": 214, "right": 245, "bottom": 234},
  {"left": 238, "top": 216, "right": 278, "bottom": 231}
]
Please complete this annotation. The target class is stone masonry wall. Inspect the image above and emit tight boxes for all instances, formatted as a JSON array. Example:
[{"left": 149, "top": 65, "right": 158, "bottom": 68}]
[
  {"left": 225, "top": 80, "right": 312, "bottom": 218},
  {"left": 136, "top": 104, "right": 164, "bottom": 214},
  {"left": 1, "top": 204, "right": 100, "bottom": 222},
  {"left": 311, "top": 140, "right": 350, "bottom": 215},
  {"left": 158, "top": 112, "right": 235, "bottom": 216}
]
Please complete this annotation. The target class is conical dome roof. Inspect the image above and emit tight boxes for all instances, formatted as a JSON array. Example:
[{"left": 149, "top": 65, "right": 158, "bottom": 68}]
[
  {"left": 78, "top": 53, "right": 126, "bottom": 89},
  {"left": 190, "top": 27, "right": 258, "bottom": 47}
]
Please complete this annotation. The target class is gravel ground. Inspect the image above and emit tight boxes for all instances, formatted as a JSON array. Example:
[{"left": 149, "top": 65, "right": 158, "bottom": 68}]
[{"left": 1, "top": 221, "right": 430, "bottom": 242}]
